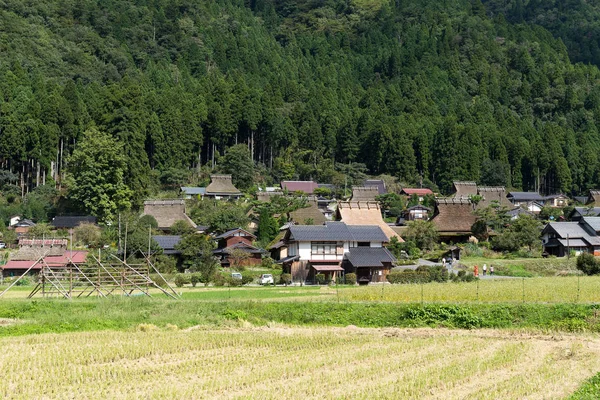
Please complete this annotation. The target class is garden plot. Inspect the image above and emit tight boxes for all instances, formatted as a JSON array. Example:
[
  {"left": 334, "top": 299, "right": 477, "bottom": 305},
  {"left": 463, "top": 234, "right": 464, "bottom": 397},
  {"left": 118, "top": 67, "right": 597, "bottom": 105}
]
[{"left": 0, "top": 326, "right": 599, "bottom": 399}]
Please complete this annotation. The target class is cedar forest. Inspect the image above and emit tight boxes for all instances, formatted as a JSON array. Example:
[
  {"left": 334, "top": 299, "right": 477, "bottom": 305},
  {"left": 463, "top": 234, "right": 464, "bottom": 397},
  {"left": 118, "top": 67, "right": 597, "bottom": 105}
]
[{"left": 2, "top": 0, "right": 600, "bottom": 223}]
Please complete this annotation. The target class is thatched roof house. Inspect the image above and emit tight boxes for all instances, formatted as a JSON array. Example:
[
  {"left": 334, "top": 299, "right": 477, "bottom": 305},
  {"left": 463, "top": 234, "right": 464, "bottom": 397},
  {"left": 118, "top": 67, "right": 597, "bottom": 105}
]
[
  {"left": 430, "top": 198, "right": 477, "bottom": 242},
  {"left": 477, "top": 186, "right": 511, "bottom": 209},
  {"left": 143, "top": 200, "right": 196, "bottom": 231},
  {"left": 452, "top": 181, "right": 478, "bottom": 199},
  {"left": 289, "top": 199, "right": 327, "bottom": 226},
  {"left": 205, "top": 175, "right": 242, "bottom": 199},
  {"left": 588, "top": 190, "right": 600, "bottom": 205},
  {"left": 336, "top": 201, "right": 403, "bottom": 242},
  {"left": 351, "top": 186, "right": 379, "bottom": 202}
]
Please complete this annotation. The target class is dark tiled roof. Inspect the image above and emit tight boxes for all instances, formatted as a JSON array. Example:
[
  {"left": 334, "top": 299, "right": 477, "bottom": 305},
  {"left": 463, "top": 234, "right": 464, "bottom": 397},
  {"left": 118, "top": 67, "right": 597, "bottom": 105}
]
[
  {"left": 345, "top": 247, "right": 396, "bottom": 268},
  {"left": 215, "top": 228, "right": 256, "bottom": 240},
  {"left": 181, "top": 187, "right": 206, "bottom": 195},
  {"left": 507, "top": 192, "right": 545, "bottom": 202},
  {"left": 347, "top": 226, "right": 389, "bottom": 242},
  {"left": 364, "top": 179, "right": 387, "bottom": 195},
  {"left": 153, "top": 235, "right": 182, "bottom": 254},
  {"left": 289, "top": 222, "right": 387, "bottom": 242},
  {"left": 50, "top": 216, "right": 97, "bottom": 229},
  {"left": 571, "top": 207, "right": 600, "bottom": 218}
]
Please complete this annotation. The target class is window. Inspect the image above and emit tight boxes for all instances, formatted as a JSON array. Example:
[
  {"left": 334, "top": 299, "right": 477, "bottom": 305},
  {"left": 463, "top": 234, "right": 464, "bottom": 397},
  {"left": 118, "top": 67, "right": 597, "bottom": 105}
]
[
  {"left": 357, "top": 242, "right": 370, "bottom": 247},
  {"left": 311, "top": 242, "right": 337, "bottom": 255}
]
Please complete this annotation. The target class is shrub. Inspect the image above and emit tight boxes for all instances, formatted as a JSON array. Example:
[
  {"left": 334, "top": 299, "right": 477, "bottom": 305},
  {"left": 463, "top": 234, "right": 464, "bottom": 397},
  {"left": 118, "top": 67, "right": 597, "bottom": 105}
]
[
  {"left": 226, "top": 276, "right": 243, "bottom": 287},
  {"left": 576, "top": 253, "right": 600, "bottom": 275},
  {"left": 173, "top": 274, "right": 189, "bottom": 288},
  {"left": 280, "top": 273, "right": 292, "bottom": 285},
  {"left": 15, "top": 277, "right": 31, "bottom": 286},
  {"left": 212, "top": 273, "right": 226, "bottom": 287},
  {"left": 190, "top": 273, "right": 201, "bottom": 287},
  {"left": 315, "top": 273, "right": 325, "bottom": 284},
  {"left": 345, "top": 273, "right": 357, "bottom": 285},
  {"left": 241, "top": 272, "right": 254, "bottom": 285}
]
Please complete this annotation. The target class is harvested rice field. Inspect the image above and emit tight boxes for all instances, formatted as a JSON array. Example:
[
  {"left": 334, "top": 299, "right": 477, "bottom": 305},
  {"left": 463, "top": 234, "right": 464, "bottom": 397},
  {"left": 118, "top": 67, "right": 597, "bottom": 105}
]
[{"left": 1, "top": 326, "right": 599, "bottom": 399}]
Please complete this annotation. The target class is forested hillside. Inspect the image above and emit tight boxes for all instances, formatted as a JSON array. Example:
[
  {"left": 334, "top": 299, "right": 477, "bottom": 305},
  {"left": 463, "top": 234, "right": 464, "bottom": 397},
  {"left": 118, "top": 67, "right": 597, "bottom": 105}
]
[
  {"left": 2, "top": 0, "right": 600, "bottom": 214},
  {"left": 484, "top": 0, "right": 600, "bottom": 66}
]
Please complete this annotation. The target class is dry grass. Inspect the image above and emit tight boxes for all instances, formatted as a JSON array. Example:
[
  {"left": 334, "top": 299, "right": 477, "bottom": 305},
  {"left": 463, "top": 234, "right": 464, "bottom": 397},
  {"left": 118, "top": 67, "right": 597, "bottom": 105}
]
[
  {"left": 339, "top": 276, "right": 600, "bottom": 304},
  {"left": 0, "top": 326, "right": 599, "bottom": 399}
]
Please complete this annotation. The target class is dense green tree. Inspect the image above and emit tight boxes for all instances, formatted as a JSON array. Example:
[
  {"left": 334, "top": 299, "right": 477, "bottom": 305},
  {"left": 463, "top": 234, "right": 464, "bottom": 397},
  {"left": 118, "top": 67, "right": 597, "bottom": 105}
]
[{"left": 66, "top": 128, "right": 132, "bottom": 222}]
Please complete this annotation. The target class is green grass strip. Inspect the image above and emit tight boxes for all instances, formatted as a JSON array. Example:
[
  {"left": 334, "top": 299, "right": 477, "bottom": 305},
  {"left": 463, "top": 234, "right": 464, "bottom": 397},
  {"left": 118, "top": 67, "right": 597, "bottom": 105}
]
[{"left": 568, "top": 372, "right": 600, "bottom": 399}]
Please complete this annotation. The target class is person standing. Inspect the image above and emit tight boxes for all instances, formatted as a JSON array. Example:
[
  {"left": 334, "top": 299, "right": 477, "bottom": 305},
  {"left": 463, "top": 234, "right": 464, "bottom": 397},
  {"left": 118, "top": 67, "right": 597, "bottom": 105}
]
[
  {"left": 474, "top": 265, "right": 479, "bottom": 277},
  {"left": 442, "top": 257, "right": 446, "bottom": 268},
  {"left": 482, "top": 264, "right": 487, "bottom": 276},
  {"left": 490, "top": 265, "right": 494, "bottom": 276}
]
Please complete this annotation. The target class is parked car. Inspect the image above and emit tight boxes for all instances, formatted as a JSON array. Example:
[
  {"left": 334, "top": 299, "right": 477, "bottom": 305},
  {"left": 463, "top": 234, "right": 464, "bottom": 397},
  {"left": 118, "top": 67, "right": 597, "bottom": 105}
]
[
  {"left": 258, "top": 274, "right": 274, "bottom": 285},
  {"left": 0, "top": 242, "right": 5, "bottom": 249},
  {"left": 231, "top": 272, "right": 243, "bottom": 280}
]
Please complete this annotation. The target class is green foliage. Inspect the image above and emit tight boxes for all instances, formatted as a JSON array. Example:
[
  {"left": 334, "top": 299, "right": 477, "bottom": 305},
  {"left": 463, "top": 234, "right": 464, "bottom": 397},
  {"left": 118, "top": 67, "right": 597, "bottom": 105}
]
[
  {"left": 315, "top": 274, "right": 326, "bottom": 285},
  {"left": 174, "top": 274, "right": 190, "bottom": 288},
  {"left": 137, "top": 215, "right": 158, "bottom": 230},
  {"left": 568, "top": 372, "right": 600, "bottom": 400},
  {"left": 492, "top": 215, "right": 542, "bottom": 252},
  {"left": 405, "top": 220, "right": 438, "bottom": 251},
  {"left": 27, "top": 223, "right": 52, "bottom": 238},
  {"left": 73, "top": 223, "right": 102, "bottom": 247},
  {"left": 576, "top": 253, "right": 600, "bottom": 276},
  {"left": 190, "top": 200, "right": 249, "bottom": 235},
  {"left": 279, "top": 273, "right": 292, "bottom": 285},
  {"left": 66, "top": 128, "right": 132, "bottom": 223},
  {"left": 190, "top": 273, "right": 201, "bottom": 287},
  {"left": 170, "top": 220, "right": 195, "bottom": 235},
  {"left": 220, "top": 144, "right": 255, "bottom": 190},
  {"left": 256, "top": 206, "right": 279, "bottom": 244},
  {"left": 344, "top": 273, "right": 357, "bottom": 285}
]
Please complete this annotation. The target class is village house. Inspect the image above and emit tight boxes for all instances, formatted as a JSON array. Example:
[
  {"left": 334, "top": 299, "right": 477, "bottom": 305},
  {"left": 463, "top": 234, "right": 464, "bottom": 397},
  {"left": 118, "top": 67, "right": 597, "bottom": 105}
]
[
  {"left": 544, "top": 194, "right": 570, "bottom": 208},
  {"left": 204, "top": 174, "right": 243, "bottom": 200},
  {"left": 281, "top": 181, "right": 319, "bottom": 194},
  {"left": 587, "top": 190, "right": 600, "bottom": 205},
  {"left": 506, "top": 192, "right": 545, "bottom": 214},
  {"left": 569, "top": 207, "right": 600, "bottom": 221},
  {"left": 476, "top": 186, "right": 512, "bottom": 209},
  {"left": 9, "top": 218, "right": 36, "bottom": 236},
  {"left": 430, "top": 198, "right": 478, "bottom": 243},
  {"left": 396, "top": 205, "right": 431, "bottom": 225},
  {"left": 143, "top": 200, "right": 197, "bottom": 232},
  {"left": 1, "top": 238, "right": 87, "bottom": 277},
  {"left": 336, "top": 201, "right": 403, "bottom": 242},
  {"left": 50, "top": 216, "right": 97, "bottom": 230},
  {"left": 363, "top": 179, "right": 387, "bottom": 195},
  {"left": 451, "top": 181, "right": 478, "bottom": 199},
  {"left": 277, "top": 221, "right": 395, "bottom": 284},
  {"left": 400, "top": 188, "right": 434, "bottom": 202},
  {"left": 180, "top": 187, "right": 206, "bottom": 199},
  {"left": 212, "top": 228, "right": 266, "bottom": 267},
  {"left": 351, "top": 186, "right": 380, "bottom": 202},
  {"left": 542, "top": 217, "right": 600, "bottom": 257}
]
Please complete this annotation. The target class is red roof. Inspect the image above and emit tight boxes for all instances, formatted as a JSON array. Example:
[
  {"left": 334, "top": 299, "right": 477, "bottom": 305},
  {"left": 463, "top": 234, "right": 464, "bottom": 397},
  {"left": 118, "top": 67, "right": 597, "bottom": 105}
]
[
  {"left": 2, "top": 251, "right": 88, "bottom": 270},
  {"left": 401, "top": 188, "right": 434, "bottom": 196},
  {"left": 281, "top": 181, "right": 319, "bottom": 194}
]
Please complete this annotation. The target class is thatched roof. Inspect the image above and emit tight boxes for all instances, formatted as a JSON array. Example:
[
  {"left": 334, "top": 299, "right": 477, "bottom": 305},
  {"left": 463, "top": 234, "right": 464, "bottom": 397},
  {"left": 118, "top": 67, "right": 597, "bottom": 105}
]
[
  {"left": 206, "top": 175, "right": 242, "bottom": 195},
  {"left": 431, "top": 199, "right": 477, "bottom": 233},
  {"left": 143, "top": 200, "right": 196, "bottom": 231},
  {"left": 351, "top": 186, "right": 379, "bottom": 201},
  {"left": 336, "top": 201, "right": 403, "bottom": 242},
  {"left": 289, "top": 200, "right": 327, "bottom": 226},
  {"left": 11, "top": 239, "right": 68, "bottom": 261},
  {"left": 589, "top": 190, "right": 600, "bottom": 205},
  {"left": 477, "top": 186, "right": 511, "bottom": 209},
  {"left": 452, "top": 181, "right": 478, "bottom": 198}
]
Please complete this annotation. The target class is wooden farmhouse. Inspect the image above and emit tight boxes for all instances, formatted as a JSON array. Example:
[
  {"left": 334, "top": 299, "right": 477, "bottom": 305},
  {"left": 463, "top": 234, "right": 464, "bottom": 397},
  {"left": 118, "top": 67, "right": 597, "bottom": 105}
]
[
  {"left": 212, "top": 228, "right": 266, "bottom": 268},
  {"left": 277, "top": 222, "right": 395, "bottom": 284}
]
